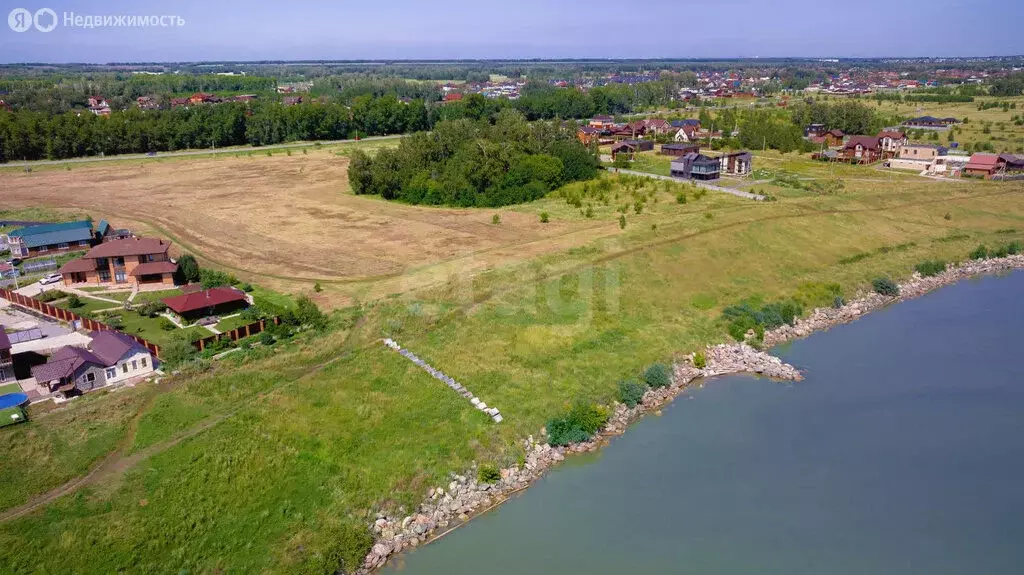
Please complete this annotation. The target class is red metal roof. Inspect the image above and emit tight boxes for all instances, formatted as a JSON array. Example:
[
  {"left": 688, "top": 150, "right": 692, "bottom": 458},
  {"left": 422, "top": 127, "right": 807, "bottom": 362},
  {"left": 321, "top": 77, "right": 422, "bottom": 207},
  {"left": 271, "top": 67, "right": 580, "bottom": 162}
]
[
  {"left": 845, "top": 136, "right": 880, "bottom": 150},
  {"left": 129, "top": 261, "right": 178, "bottom": 276},
  {"left": 966, "top": 153, "right": 1000, "bottom": 168},
  {"left": 162, "top": 286, "right": 248, "bottom": 314}
]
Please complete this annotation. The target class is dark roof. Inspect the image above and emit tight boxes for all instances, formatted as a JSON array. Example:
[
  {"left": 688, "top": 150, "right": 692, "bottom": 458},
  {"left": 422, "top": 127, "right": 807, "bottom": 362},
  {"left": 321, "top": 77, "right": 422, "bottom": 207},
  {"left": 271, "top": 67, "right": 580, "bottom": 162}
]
[
  {"left": 163, "top": 286, "right": 248, "bottom": 314},
  {"left": 827, "top": 129, "right": 845, "bottom": 137},
  {"left": 578, "top": 126, "right": 599, "bottom": 134},
  {"left": 611, "top": 142, "right": 636, "bottom": 152},
  {"left": 0, "top": 328, "right": 10, "bottom": 351},
  {"left": 845, "top": 136, "right": 880, "bottom": 150},
  {"left": 878, "top": 130, "right": 906, "bottom": 139},
  {"left": 84, "top": 237, "right": 170, "bottom": 259},
  {"left": 59, "top": 258, "right": 97, "bottom": 274},
  {"left": 9, "top": 221, "right": 94, "bottom": 249},
  {"left": 671, "top": 119, "right": 700, "bottom": 128},
  {"left": 30, "top": 346, "right": 102, "bottom": 382},
  {"left": 87, "top": 331, "right": 139, "bottom": 365},
  {"left": 7, "top": 220, "right": 91, "bottom": 238},
  {"left": 662, "top": 143, "right": 699, "bottom": 150},
  {"left": 720, "top": 151, "right": 752, "bottom": 159},
  {"left": 97, "top": 220, "right": 110, "bottom": 236},
  {"left": 130, "top": 261, "right": 178, "bottom": 276}
]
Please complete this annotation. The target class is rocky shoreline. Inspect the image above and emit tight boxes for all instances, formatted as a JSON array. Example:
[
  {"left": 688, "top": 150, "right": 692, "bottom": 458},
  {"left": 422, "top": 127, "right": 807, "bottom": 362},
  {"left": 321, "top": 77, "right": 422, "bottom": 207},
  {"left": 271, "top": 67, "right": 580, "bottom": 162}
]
[{"left": 358, "top": 255, "right": 1024, "bottom": 573}]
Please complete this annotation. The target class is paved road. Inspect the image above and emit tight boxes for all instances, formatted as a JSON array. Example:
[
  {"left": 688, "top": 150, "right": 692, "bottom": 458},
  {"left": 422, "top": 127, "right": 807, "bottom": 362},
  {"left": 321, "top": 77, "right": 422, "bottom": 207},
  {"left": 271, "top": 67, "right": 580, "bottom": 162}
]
[
  {"left": 612, "top": 168, "right": 767, "bottom": 200},
  {"left": 7, "top": 135, "right": 405, "bottom": 167}
]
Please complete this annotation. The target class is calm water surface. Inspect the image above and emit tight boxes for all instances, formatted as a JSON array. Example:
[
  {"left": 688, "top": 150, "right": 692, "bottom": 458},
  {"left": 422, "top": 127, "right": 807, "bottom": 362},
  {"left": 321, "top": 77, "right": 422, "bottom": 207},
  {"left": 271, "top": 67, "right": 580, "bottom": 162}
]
[{"left": 385, "top": 271, "right": 1024, "bottom": 575}]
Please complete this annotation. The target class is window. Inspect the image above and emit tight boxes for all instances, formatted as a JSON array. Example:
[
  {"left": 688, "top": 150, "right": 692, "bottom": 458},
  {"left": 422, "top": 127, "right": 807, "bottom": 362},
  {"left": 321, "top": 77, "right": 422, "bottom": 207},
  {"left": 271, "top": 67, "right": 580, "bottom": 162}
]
[
  {"left": 58, "top": 242, "right": 69, "bottom": 249},
  {"left": 141, "top": 357, "right": 148, "bottom": 368},
  {"left": 85, "top": 372, "right": 95, "bottom": 383},
  {"left": 78, "top": 240, "right": 89, "bottom": 246},
  {"left": 38, "top": 245, "right": 48, "bottom": 253},
  {"left": 106, "top": 368, "right": 116, "bottom": 379},
  {"left": 99, "top": 270, "right": 111, "bottom": 282},
  {"left": 132, "top": 360, "right": 138, "bottom": 370},
  {"left": 122, "top": 363, "right": 128, "bottom": 374},
  {"left": 115, "top": 271, "right": 127, "bottom": 283}
]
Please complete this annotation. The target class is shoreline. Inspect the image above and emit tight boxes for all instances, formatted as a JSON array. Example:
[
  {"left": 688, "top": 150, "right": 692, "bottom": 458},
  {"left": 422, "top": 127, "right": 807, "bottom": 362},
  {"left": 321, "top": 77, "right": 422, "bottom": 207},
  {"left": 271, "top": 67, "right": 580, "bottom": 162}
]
[{"left": 358, "top": 254, "right": 1024, "bottom": 573}]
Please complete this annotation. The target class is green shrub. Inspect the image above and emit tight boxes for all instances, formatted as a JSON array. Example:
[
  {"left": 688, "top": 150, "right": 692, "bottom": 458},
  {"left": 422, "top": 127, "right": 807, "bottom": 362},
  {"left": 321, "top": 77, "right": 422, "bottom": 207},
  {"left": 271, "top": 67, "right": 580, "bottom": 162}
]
[
  {"left": 618, "top": 214, "right": 626, "bottom": 229},
  {"left": 477, "top": 463, "right": 501, "bottom": 484},
  {"left": 1008, "top": 240, "right": 1022, "bottom": 255},
  {"left": 643, "top": 363, "right": 671, "bottom": 388},
  {"left": 618, "top": 380, "right": 646, "bottom": 407},
  {"left": 546, "top": 402, "right": 609, "bottom": 446},
  {"left": 136, "top": 301, "right": 166, "bottom": 318},
  {"left": 239, "top": 283, "right": 253, "bottom": 292},
  {"left": 915, "top": 260, "right": 946, "bottom": 277},
  {"left": 872, "top": 277, "right": 900, "bottom": 297},
  {"left": 540, "top": 212, "right": 550, "bottom": 223},
  {"left": 492, "top": 214, "right": 501, "bottom": 224},
  {"left": 693, "top": 351, "right": 707, "bottom": 369},
  {"left": 313, "top": 282, "right": 322, "bottom": 293},
  {"left": 259, "top": 330, "right": 276, "bottom": 346},
  {"left": 159, "top": 317, "right": 176, "bottom": 331},
  {"left": 66, "top": 294, "right": 82, "bottom": 308},
  {"left": 676, "top": 192, "right": 687, "bottom": 204},
  {"left": 992, "top": 244, "right": 1009, "bottom": 258},
  {"left": 36, "top": 290, "right": 68, "bottom": 303},
  {"left": 833, "top": 296, "right": 845, "bottom": 308},
  {"left": 969, "top": 244, "right": 989, "bottom": 260}
]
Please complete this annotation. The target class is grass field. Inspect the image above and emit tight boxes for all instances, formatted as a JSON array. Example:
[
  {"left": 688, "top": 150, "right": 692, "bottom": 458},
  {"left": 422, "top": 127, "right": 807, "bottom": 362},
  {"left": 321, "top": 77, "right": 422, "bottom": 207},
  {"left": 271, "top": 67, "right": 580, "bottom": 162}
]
[
  {"left": 860, "top": 96, "right": 1024, "bottom": 152},
  {"left": 0, "top": 132, "right": 1022, "bottom": 574}
]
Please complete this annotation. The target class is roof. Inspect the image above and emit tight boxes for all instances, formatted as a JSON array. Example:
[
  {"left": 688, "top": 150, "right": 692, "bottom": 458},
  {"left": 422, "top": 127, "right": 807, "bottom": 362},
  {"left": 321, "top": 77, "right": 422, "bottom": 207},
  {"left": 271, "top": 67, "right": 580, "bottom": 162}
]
[
  {"left": 965, "top": 153, "right": 1001, "bottom": 170},
  {"left": 662, "top": 143, "right": 698, "bottom": 150},
  {"left": 7, "top": 220, "right": 92, "bottom": 239},
  {"left": 87, "top": 331, "right": 139, "bottom": 365},
  {"left": 827, "top": 129, "right": 845, "bottom": 137},
  {"left": 845, "top": 136, "right": 880, "bottom": 150},
  {"left": 721, "top": 151, "right": 752, "bottom": 159},
  {"left": 59, "top": 258, "right": 97, "bottom": 274},
  {"left": 578, "top": 126, "right": 600, "bottom": 134},
  {"left": 129, "top": 261, "right": 178, "bottom": 276},
  {"left": 163, "top": 286, "right": 248, "bottom": 315},
  {"left": 0, "top": 328, "right": 10, "bottom": 351},
  {"left": 30, "top": 346, "right": 102, "bottom": 382},
  {"left": 671, "top": 119, "right": 700, "bottom": 128},
  {"left": 878, "top": 130, "right": 906, "bottom": 139},
  {"left": 84, "top": 237, "right": 170, "bottom": 259},
  {"left": 97, "top": 220, "right": 110, "bottom": 236}
]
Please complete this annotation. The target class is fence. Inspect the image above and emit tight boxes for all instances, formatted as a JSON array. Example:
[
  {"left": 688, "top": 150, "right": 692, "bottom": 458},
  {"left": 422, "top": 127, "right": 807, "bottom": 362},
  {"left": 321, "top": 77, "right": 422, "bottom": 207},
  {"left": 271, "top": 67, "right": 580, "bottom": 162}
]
[
  {"left": 192, "top": 317, "right": 281, "bottom": 352},
  {"left": 21, "top": 258, "right": 57, "bottom": 274},
  {"left": 0, "top": 287, "right": 161, "bottom": 358}
]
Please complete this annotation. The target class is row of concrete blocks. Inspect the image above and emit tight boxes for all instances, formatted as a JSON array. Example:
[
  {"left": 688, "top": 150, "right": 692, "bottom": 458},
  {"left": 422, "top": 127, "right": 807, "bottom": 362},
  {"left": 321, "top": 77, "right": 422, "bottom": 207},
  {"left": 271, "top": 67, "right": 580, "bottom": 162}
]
[{"left": 383, "top": 338, "right": 503, "bottom": 423}]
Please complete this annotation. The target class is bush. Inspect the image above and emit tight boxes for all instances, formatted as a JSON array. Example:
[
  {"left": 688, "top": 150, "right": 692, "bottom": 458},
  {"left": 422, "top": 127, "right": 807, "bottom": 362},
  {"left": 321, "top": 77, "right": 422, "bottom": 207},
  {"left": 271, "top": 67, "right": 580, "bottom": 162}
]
[
  {"left": 693, "top": 351, "right": 707, "bottom": 369},
  {"left": 872, "top": 277, "right": 900, "bottom": 297},
  {"left": 66, "top": 293, "right": 83, "bottom": 308},
  {"left": 492, "top": 214, "right": 501, "bottom": 224},
  {"left": 539, "top": 212, "right": 550, "bottom": 223},
  {"left": 915, "top": 260, "right": 946, "bottom": 277},
  {"left": 618, "top": 214, "right": 626, "bottom": 229},
  {"left": 643, "top": 363, "right": 671, "bottom": 388},
  {"left": 618, "top": 379, "right": 646, "bottom": 407},
  {"left": 136, "top": 301, "right": 166, "bottom": 318},
  {"left": 313, "top": 282, "right": 322, "bottom": 293},
  {"left": 969, "top": 244, "right": 989, "bottom": 260},
  {"left": 546, "top": 402, "right": 609, "bottom": 446},
  {"left": 1008, "top": 240, "right": 1022, "bottom": 255},
  {"left": 259, "top": 330, "right": 276, "bottom": 346},
  {"left": 159, "top": 317, "right": 176, "bottom": 331},
  {"left": 477, "top": 463, "right": 501, "bottom": 484},
  {"left": 36, "top": 290, "right": 68, "bottom": 303},
  {"left": 239, "top": 283, "right": 253, "bottom": 292},
  {"left": 676, "top": 192, "right": 687, "bottom": 204}
]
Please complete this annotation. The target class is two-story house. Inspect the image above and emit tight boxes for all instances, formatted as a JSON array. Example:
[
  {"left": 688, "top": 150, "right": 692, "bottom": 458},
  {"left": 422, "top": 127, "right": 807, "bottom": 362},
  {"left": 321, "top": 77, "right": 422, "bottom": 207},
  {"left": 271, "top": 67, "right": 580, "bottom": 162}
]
[
  {"left": 5, "top": 221, "right": 94, "bottom": 258},
  {"left": 842, "top": 136, "right": 884, "bottom": 164},
  {"left": 30, "top": 331, "right": 156, "bottom": 399},
  {"left": 878, "top": 130, "right": 909, "bottom": 159},
  {"left": 58, "top": 237, "right": 177, "bottom": 288}
]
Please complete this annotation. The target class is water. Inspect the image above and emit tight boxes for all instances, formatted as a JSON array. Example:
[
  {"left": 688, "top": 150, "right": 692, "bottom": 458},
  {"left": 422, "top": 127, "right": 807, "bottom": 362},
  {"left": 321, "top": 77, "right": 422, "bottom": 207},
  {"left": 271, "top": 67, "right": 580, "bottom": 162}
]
[{"left": 385, "top": 271, "right": 1024, "bottom": 575}]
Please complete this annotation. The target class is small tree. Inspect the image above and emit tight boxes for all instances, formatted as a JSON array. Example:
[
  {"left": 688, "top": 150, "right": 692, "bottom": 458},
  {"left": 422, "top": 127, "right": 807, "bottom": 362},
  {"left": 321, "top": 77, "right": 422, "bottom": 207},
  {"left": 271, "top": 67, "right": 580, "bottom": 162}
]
[
  {"left": 177, "top": 254, "right": 201, "bottom": 284},
  {"left": 618, "top": 380, "right": 646, "bottom": 408},
  {"left": 618, "top": 214, "right": 626, "bottom": 229},
  {"left": 161, "top": 333, "right": 196, "bottom": 366},
  {"left": 693, "top": 351, "right": 707, "bottom": 369},
  {"left": 313, "top": 282, "right": 323, "bottom": 293},
  {"left": 294, "top": 294, "right": 328, "bottom": 329},
  {"left": 872, "top": 277, "right": 900, "bottom": 297},
  {"left": 492, "top": 214, "right": 501, "bottom": 225},
  {"left": 643, "top": 363, "right": 671, "bottom": 388},
  {"left": 540, "top": 212, "right": 550, "bottom": 223},
  {"left": 66, "top": 293, "right": 83, "bottom": 308}
]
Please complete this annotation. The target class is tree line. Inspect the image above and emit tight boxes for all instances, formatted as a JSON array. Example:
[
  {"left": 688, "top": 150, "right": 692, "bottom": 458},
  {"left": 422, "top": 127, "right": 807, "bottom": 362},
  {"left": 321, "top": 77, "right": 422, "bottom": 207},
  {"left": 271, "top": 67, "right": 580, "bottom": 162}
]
[{"left": 347, "top": 110, "right": 599, "bottom": 207}]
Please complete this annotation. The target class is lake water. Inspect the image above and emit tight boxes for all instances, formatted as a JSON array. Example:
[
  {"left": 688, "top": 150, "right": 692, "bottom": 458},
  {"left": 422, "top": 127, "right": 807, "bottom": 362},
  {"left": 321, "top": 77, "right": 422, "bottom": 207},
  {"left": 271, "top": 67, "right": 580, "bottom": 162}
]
[{"left": 384, "top": 271, "right": 1024, "bottom": 575}]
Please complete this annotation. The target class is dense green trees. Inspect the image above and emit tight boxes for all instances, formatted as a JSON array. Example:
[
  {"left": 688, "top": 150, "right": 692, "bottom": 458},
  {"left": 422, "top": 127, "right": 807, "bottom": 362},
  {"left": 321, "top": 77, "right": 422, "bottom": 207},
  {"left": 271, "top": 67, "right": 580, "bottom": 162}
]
[
  {"left": 789, "top": 100, "right": 888, "bottom": 135},
  {"left": 348, "top": 110, "right": 598, "bottom": 207}
]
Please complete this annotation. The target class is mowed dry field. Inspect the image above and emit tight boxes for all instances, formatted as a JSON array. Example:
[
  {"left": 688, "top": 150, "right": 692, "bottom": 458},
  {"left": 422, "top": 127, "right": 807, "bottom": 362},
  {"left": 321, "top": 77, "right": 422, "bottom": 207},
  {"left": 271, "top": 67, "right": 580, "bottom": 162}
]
[{"left": 0, "top": 150, "right": 618, "bottom": 307}]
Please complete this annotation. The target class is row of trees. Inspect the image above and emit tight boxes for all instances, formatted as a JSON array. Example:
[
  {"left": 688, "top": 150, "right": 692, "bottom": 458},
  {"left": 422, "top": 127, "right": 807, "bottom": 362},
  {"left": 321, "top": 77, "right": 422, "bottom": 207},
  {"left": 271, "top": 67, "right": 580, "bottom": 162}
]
[
  {"left": 348, "top": 110, "right": 599, "bottom": 207},
  {"left": 789, "top": 100, "right": 895, "bottom": 136}
]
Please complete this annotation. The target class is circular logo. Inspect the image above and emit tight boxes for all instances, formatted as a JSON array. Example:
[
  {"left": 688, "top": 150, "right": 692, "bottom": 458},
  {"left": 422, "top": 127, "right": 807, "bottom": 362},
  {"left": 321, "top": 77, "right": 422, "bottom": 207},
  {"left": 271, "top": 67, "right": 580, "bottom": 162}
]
[
  {"left": 8, "top": 8, "right": 32, "bottom": 32},
  {"left": 33, "top": 8, "right": 57, "bottom": 32}
]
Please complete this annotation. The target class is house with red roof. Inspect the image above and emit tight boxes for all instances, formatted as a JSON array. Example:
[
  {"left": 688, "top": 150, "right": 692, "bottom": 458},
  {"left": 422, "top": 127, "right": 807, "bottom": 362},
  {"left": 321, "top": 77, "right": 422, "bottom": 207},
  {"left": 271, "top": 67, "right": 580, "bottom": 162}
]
[
  {"left": 163, "top": 286, "right": 250, "bottom": 322},
  {"left": 30, "top": 331, "right": 155, "bottom": 399},
  {"left": 877, "top": 130, "right": 908, "bottom": 158},
  {"left": 963, "top": 153, "right": 1004, "bottom": 179},
  {"left": 841, "top": 135, "right": 884, "bottom": 164},
  {"left": 58, "top": 237, "right": 177, "bottom": 288}
]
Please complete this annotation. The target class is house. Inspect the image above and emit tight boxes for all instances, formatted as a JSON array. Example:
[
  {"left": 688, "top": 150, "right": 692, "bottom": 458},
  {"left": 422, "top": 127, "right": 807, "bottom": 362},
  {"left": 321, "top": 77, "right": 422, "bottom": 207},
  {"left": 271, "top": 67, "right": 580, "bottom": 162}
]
[
  {"left": 95, "top": 220, "right": 133, "bottom": 242},
  {"left": 643, "top": 119, "right": 671, "bottom": 135},
  {"left": 0, "top": 328, "right": 12, "bottom": 384},
  {"left": 189, "top": 92, "right": 219, "bottom": 105},
  {"left": 674, "top": 125, "right": 700, "bottom": 142},
  {"left": 660, "top": 143, "right": 700, "bottom": 157},
  {"left": 820, "top": 129, "right": 845, "bottom": 147},
  {"left": 283, "top": 96, "right": 303, "bottom": 106},
  {"left": 5, "top": 220, "right": 94, "bottom": 258},
  {"left": 87, "top": 96, "right": 107, "bottom": 108},
  {"left": 898, "top": 144, "right": 948, "bottom": 161},
  {"left": 998, "top": 153, "right": 1024, "bottom": 173},
  {"left": 670, "top": 153, "right": 721, "bottom": 180},
  {"left": 611, "top": 142, "right": 636, "bottom": 160},
  {"left": 577, "top": 126, "right": 601, "bottom": 145},
  {"left": 877, "top": 130, "right": 908, "bottom": 158},
  {"left": 30, "top": 331, "right": 155, "bottom": 399},
  {"left": 841, "top": 136, "right": 883, "bottom": 164},
  {"left": 804, "top": 123, "right": 828, "bottom": 138},
  {"left": 718, "top": 151, "right": 753, "bottom": 176},
  {"left": 589, "top": 115, "right": 615, "bottom": 129},
  {"left": 136, "top": 96, "right": 159, "bottom": 110},
  {"left": 58, "top": 237, "right": 177, "bottom": 288},
  {"left": 170, "top": 97, "right": 190, "bottom": 108},
  {"left": 163, "top": 286, "right": 250, "bottom": 321},
  {"left": 963, "top": 153, "right": 1004, "bottom": 179},
  {"left": 903, "top": 116, "right": 959, "bottom": 129},
  {"left": 443, "top": 93, "right": 463, "bottom": 103}
]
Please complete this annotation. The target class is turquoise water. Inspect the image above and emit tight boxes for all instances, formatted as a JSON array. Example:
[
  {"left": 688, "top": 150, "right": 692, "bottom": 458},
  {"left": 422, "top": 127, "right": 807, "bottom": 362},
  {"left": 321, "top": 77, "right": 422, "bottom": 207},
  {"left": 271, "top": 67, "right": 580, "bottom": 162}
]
[{"left": 384, "top": 271, "right": 1024, "bottom": 574}]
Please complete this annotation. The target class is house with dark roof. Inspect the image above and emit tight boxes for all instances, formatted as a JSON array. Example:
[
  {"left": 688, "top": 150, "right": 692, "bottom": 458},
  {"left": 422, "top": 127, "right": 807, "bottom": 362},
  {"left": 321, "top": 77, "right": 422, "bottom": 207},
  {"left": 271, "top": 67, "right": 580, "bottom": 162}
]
[
  {"left": 163, "top": 286, "right": 250, "bottom": 321},
  {"left": 5, "top": 220, "right": 94, "bottom": 258},
  {"left": 0, "top": 328, "right": 12, "bottom": 384},
  {"left": 660, "top": 143, "right": 700, "bottom": 157},
  {"left": 877, "top": 130, "right": 908, "bottom": 158},
  {"left": 999, "top": 153, "right": 1024, "bottom": 173},
  {"left": 577, "top": 126, "right": 601, "bottom": 145},
  {"left": 903, "top": 116, "right": 960, "bottom": 129},
  {"left": 58, "top": 237, "right": 177, "bottom": 288},
  {"left": 670, "top": 153, "right": 721, "bottom": 180},
  {"left": 804, "top": 123, "right": 828, "bottom": 138},
  {"left": 841, "top": 136, "right": 884, "bottom": 164},
  {"left": 95, "top": 220, "right": 133, "bottom": 243},
  {"left": 30, "top": 331, "right": 155, "bottom": 399}
]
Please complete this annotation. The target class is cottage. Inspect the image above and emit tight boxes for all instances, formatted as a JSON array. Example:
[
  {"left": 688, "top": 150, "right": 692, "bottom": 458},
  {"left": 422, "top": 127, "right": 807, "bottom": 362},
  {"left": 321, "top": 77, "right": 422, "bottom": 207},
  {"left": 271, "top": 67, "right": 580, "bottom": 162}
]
[
  {"left": 804, "top": 123, "right": 828, "bottom": 138},
  {"left": 842, "top": 136, "right": 883, "bottom": 164},
  {"left": 95, "top": 220, "right": 133, "bottom": 243},
  {"left": 718, "top": 151, "right": 752, "bottom": 176},
  {"left": 998, "top": 153, "right": 1024, "bottom": 173},
  {"left": 670, "top": 153, "right": 721, "bottom": 180},
  {"left": 30, "top": 331, "right": 155, "bottom": 399},
  {"left": 660, "top": 143, "right": 700, "bottom": 157},
  {"left": 577, "top": 126, "right": 601, "bottom": 145},
  {"left": 643, "top": 119, "right": 671, "bottom": 135},
  {"left": 877, "top": 130, "right": 908, "bottom": 158},
  {"left": 5, "top": 221, "right": 94, "bottom": 258},
  {"left": 903, "top": 116, "right": 959, "bottom": 129},
  {"left": 59, "top": 237, "right": 177, "bottom": 288},
  {"left": 163, "top": 286, "right": 250, "bottom": 321},
  {"left": 0, "top": 329, "right": 12, "bottom": 384},
  {"left": 136, "top": 96, "right": 159, "bottom": 110},
  {"left": 963, "top": 153, "right": 1004, "bottom": 179},
  {"left": 673, "top": 125, "right": 699, "bottom": 142},
  {"left": 898, "top": 144, "right": 948, "bottom": 161},
  {"left": 589, "top": 115, "right": 615, "bottom": 129}
]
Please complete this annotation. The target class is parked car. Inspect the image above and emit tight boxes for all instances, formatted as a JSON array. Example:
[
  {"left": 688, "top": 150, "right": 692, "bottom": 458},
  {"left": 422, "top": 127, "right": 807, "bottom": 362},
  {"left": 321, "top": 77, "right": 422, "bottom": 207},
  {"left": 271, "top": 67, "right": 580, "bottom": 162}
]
[
  {"left": 39, "top": 273, "right": 62, "bottom": 285},
  {"left": 197, "top": 316, "right": 219, "bottom": 326},
  {"left": 6, "top": 258, "right": 22, "bottom": 267}
]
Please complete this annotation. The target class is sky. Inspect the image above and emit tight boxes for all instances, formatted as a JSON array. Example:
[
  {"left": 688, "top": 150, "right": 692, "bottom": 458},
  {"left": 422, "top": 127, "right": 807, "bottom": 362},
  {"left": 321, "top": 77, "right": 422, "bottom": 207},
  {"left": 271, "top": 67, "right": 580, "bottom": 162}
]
[{"left": 1, "top": 0, "right": 1022, "bottom": 63}]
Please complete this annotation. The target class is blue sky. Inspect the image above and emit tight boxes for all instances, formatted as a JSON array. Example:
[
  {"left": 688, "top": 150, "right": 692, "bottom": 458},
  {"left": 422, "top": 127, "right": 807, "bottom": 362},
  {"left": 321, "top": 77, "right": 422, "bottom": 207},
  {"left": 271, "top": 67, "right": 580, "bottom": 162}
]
[{"left": 1, "top": 0, "right": 1021, "bottom": 63}]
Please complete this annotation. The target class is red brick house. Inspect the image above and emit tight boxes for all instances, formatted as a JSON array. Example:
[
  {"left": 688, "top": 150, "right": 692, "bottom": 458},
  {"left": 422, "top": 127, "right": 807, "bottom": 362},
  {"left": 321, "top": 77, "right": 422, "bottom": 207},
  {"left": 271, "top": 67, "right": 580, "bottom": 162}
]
[
  {"left": 963, "top": 153, "right": 1004, "bottom": 179},
  {"left": 59, "top": 237, "right": 177, "bottom": 288},
  {"left": 842, "top": 136, "right": 883, "bottom": 164}
]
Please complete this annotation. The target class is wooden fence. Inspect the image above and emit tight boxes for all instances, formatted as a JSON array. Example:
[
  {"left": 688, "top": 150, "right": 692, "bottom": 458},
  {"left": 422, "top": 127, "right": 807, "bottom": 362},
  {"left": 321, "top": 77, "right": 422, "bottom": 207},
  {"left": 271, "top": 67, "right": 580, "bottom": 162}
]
[
  {"left": 0, "top": 287, "right": 162, "bottom": 358},
  {"left": 192, "top": 317, "right": 280, "bottom": 352}
]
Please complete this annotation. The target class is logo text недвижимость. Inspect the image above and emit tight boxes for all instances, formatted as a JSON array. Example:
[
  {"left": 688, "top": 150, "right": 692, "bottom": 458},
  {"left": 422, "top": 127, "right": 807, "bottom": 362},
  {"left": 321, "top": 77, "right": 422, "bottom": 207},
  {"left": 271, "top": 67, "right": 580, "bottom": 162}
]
[{"left": 8, "top": 8, "right": 185, "bottom": 32}]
